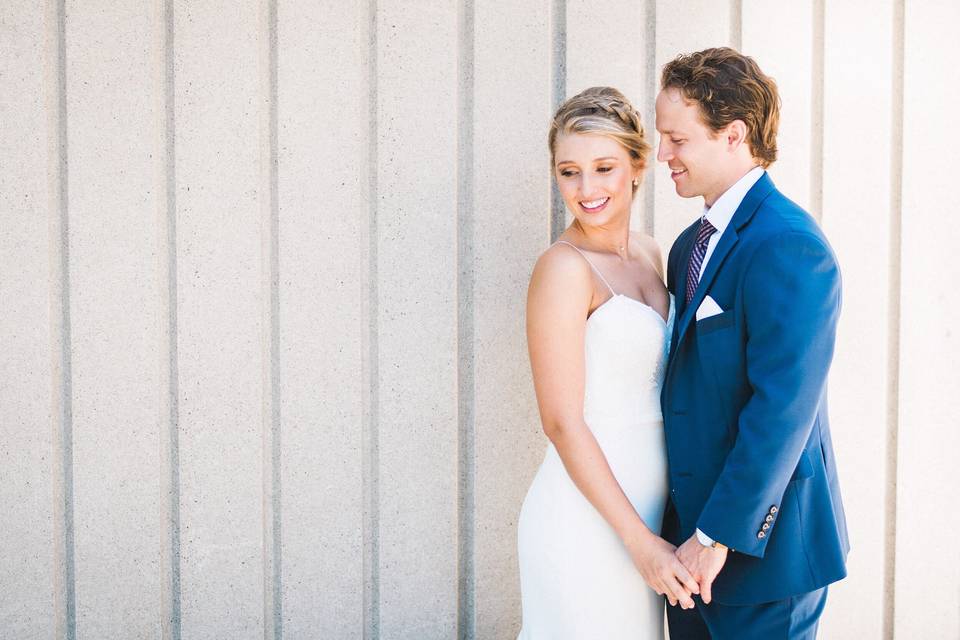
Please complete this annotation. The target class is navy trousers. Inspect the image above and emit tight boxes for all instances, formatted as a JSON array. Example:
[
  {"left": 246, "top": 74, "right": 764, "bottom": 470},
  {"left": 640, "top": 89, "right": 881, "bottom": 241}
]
[{"left": 665, "top": 586, "right": 827, "bottom": 640}]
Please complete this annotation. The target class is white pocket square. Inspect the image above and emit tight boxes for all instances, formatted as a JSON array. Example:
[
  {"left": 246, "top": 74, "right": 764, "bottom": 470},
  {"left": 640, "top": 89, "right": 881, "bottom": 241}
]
[{"left": 696, "top": 295, "right": 724, "bottom": 321}]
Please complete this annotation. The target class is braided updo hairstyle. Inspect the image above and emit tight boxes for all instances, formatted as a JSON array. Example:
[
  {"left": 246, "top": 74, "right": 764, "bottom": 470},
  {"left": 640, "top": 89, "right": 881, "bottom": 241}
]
[{"left": 548, "top": 86, "right": 651, "bottom": 193}]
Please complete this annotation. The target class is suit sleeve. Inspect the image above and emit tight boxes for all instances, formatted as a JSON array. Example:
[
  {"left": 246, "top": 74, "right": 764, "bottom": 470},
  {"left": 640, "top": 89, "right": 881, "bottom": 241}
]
[{"left": 696, "top": 230, "right": 841, "bottom": 557}]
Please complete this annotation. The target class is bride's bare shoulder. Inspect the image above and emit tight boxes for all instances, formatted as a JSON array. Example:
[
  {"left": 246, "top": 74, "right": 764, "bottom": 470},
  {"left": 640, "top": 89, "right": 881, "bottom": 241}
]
[
  {"left": 528, "top": 242, "right": 593, "bottom": 309},
  {"left": 531, "top": 242, "right": 589, "bottom": 285}
]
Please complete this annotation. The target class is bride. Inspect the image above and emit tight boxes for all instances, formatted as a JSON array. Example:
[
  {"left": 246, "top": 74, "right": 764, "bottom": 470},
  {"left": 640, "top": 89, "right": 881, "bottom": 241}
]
[{"left": 517, "top": 87, "right": 697, "bottom": 639}]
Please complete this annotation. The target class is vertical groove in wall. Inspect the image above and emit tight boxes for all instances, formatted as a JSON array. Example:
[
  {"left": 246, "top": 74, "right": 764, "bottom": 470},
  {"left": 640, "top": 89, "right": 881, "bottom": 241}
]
[
  {"left": 259, "top": 0, "right": 282, "bottom": 638},
  {"left": 729, "top": 0, "right": 743, "bottom": 50},
  {"left": 362, "top": 0, "right": 380, "bottom": 637},
  {"left": 46, "top": 0, "right": 76, "bottom": 637},
  {"left": 883, "top": 2, "right": 904, "bottom": 638},
  {"left": 549, "top": 0, "right": 567, "bottom": 241},
  {"left": 156, "top": 0, "right": 182, "bottom": 638},
  {"left": 642, "top": 0, "right": 657, "bottom": 237},
  {"left": 810, "top": 0, "right": 825, "bottom": 221},
  {"left": 456, "top": 2, "right": 476, "bottom": 639}
]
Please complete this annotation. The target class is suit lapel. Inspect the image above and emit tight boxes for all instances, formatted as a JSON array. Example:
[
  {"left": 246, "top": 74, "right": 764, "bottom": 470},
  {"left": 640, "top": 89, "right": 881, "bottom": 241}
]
[
  {"left": 672, "top": 173, "right": 776, "bottom": 350},
  {"left": 665, "top": 224, "right": 699, "bottom": 367},
  {"left": 673, "top": 225, "right": 699, "bottom": 319}
]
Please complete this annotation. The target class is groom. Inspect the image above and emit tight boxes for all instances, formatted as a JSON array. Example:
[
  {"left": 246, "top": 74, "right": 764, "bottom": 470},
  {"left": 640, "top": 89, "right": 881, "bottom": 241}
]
[{"left": 656, "top": 48, "right": 849, "bottom": 639}]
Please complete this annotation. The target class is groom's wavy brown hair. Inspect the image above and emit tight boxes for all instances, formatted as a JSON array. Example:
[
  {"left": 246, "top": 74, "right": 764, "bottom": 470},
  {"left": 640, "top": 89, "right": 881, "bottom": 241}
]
[{"left": 661, "top": 47, "right": 780, "bottom": 168}]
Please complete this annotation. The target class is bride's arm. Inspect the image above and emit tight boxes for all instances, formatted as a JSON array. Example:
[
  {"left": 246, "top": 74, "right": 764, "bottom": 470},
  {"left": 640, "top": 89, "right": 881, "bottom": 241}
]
[{"left": 526, "top": 247, "right": 698, "bottom": 609}]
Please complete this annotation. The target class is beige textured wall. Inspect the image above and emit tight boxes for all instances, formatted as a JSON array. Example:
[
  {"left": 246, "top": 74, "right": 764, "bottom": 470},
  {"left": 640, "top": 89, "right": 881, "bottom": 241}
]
[{"left": 1, "top": 1, "right": 956, "bottom": 638}]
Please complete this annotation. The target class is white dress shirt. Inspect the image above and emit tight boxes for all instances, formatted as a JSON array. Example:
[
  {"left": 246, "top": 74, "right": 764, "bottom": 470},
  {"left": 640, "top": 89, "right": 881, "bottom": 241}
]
[
  {"left": 698, "top": 166, "right": 765, "bottom": 280},
  {"left": 694, "top": 165, "right": 764, "bottom": 549}
]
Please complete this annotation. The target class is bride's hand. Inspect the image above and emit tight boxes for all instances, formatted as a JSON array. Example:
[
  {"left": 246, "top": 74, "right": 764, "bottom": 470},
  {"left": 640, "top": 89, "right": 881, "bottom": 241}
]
[{"left": 624, "top": 531, "right": 700, "bottom": 609}]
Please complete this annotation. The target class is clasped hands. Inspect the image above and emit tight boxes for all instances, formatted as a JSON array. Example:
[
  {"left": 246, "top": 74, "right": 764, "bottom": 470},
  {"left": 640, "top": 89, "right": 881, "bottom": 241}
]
[
  {"left": 673, "top": 533, "right": 728, "bottom": 608},
  {"left": 627, "top": 531, "right": 728, "bottom": 610}
]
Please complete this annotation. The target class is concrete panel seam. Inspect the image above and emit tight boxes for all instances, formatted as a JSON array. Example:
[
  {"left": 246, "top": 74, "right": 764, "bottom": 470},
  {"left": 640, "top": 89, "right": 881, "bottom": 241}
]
[
  {"left": 259, "top": 0, "right": 283, "bottom": 637},
  {"left": 549, "top": 0, "right": 567, "bottom": 242},
  {"left": 363, "top": 0, "right": 381, "bottom": 637},
  {"left": 730, "top": 0, "right": 743, "bottom": 52},
  {"left": 810, "top": 0, "right": 825, "bottom": 221},
  {"left": 45, "top": 0, "right": 76, "bottom": 637},
  {"left": 156, "top": 0, "right": 182, "bottom": 637},
  {"left": 456, "top": 2, "right": 476, "bottom": 638},
  {"left": 643, "top": 0, "right": 657, "bottom": 237},
  {"left": 883, "top": 2, "right": 905, "bottom": 638}
]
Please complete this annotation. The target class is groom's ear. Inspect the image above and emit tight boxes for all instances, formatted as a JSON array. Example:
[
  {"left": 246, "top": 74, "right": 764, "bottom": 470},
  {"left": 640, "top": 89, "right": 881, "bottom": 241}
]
[{"left": 724, "top": 120, "right": 749, "bottom": 152}]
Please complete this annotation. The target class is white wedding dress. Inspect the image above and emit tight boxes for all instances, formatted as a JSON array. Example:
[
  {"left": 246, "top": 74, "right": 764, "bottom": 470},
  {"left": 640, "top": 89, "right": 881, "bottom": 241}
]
[{"left": 517, "top": 241, "right": 674, "bottom": 639}]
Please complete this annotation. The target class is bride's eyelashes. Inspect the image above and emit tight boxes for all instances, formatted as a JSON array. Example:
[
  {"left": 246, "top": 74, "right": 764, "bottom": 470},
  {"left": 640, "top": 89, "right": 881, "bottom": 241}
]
[{"left": 558, "top": 165, "right": 616, "bottom": 178}]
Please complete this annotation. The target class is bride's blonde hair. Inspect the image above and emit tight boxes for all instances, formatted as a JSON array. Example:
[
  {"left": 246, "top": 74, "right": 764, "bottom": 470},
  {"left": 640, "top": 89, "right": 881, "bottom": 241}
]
[{"left": 548, "top": 87, "right": 651, "bottom": 193}]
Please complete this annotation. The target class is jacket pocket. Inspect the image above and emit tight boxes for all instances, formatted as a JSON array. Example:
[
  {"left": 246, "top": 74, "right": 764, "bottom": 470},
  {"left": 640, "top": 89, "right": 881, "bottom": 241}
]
[{"left": 695, "top": 309, "right": 735, "bottom": 335}]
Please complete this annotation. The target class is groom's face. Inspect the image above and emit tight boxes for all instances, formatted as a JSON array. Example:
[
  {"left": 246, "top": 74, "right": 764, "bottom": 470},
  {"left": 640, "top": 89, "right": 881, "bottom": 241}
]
[{"left": 655, "top": 88, "right": 733, "bottom": 207}]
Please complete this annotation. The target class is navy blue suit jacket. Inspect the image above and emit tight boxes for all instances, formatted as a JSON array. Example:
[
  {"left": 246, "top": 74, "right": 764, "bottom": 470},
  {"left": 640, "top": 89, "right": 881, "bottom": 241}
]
[{"left": 661, "top": 173, "right": 849, "bottom": 605}]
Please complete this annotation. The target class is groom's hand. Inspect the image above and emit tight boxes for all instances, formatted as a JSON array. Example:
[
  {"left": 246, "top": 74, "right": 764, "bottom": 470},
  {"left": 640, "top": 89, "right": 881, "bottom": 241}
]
[{"left": 676, "top": 534, "right": 728, "bottom": 604}]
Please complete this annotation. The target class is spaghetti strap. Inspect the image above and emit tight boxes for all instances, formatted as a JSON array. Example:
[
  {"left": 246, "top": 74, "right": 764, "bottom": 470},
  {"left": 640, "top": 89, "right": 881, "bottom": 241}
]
[{"left": 555, "top": 240, "right": 617, "bottom": 296}]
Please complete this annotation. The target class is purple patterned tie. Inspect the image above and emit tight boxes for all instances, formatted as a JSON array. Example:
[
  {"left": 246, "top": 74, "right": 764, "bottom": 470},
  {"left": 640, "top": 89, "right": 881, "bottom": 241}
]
[{"left": 685, "top": 217, "right": 717, "bottom": 304}]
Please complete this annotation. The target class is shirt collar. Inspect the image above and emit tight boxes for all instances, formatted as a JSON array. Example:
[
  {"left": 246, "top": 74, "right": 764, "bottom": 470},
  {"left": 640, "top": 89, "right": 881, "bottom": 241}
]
[{"left": 702, "top": 166, "right": 765, "bottom": 234}]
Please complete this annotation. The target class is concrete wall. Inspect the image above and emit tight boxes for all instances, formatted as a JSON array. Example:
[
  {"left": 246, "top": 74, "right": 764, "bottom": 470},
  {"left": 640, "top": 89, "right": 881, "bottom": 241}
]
[{"left": 1, "top": 1, "right": 956, "bottom": 638}]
